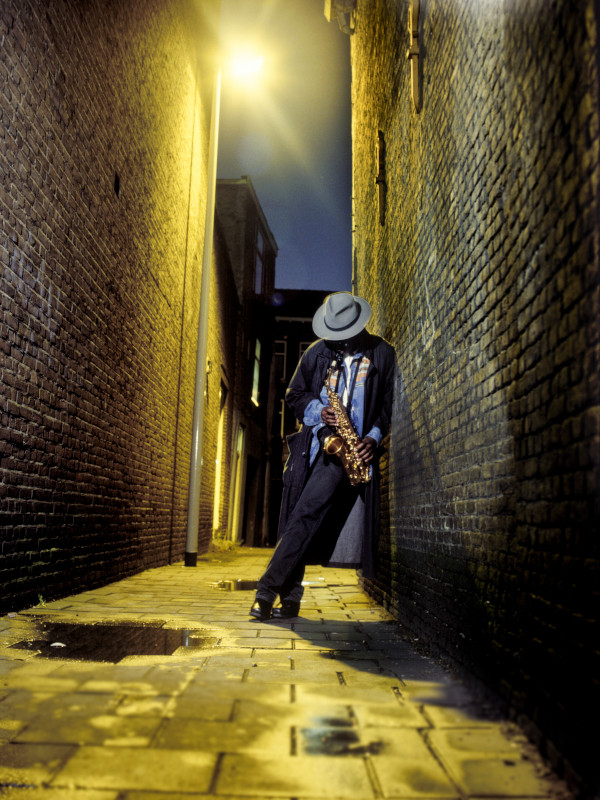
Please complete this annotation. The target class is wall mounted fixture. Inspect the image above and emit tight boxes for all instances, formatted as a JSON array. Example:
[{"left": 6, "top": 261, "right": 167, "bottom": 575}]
[
  {"left": 407, "top": 0, "right": 420, "bottom": 112},
  {"left": 376, "top": 130, "right": 386, "bottom": 226},
  {"left": 324, "top": 0, "right": 357, "bottom": 35}
]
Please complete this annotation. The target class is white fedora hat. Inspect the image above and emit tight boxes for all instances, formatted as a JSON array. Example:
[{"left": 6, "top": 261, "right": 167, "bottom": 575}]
[{"left": 312, "top": 292, "right": 372, "bottom": 341}]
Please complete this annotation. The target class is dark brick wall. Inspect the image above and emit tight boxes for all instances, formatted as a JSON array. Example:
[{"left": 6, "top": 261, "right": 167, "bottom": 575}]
[
  {"left": 350, "top": 0, "right": 599, "bottom": 793},
  {"left": 0, "top": 0, "right": 222, "bottom": 612}
]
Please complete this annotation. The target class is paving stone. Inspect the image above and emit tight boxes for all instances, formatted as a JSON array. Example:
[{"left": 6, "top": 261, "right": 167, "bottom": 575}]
[
  {"left": 14, "top": 713, "right": 161, "bottom": 747},
  {"left": 233, "top": 699, "right": 352, "bottom": 728},
  {"left": 447, "top": 757, "right": 552, "bottom": 796},
  {"left": 366, "top": 729, "right": 459, "bottom": 797},
  {"left": 123, "top": 795, "right": 260, "bottom": 800},
  {"left": 166, "top": 696, "right": 235, "bottom": 723},
  {"left": 294, "top": 683, "right": 401, "bottom": 705},
  {"left": 1, "top": 662, "right": 66, "bottom": 679},
  {"left": 3, "top": 674, "right": 81, "bottom": 693},
  {"left": 397, "top": 680, "right": 469, "bottom": 706},
  {"left": 137, "top": 665, "right": 199, "bottom": 694},
  {"left": 243, "top": 666, "right": 300, "bottom": 683},
  {"left": 216, "top": 754, "right": 373, "bottom": 797},
  {"left": 0, "top": 742, "right": 75, "bottom": 785},
  {"left": 51, "top": 747, "right": 217, "bottom": 793},
  {"left": 154, "top": 717, "right": 291, "bottom": 755},
  {"left": 245, "top": 637, "right": 292, "bottom": 649},
  {"left": 427, "top": 728, "right": 551, "bottom": 796},
  {"left": 114, "top": 695, "right": 172, "bottom": 717},
  {"left": 13, "top": 691, "right": 121, "bottom": 719},
  {"left": 423, "top": 704, "right": 501, "bottom": 728},
  {"left": 0, "top": 690, "right": 66, "bottom": 722},
  {"left": 352, "top": 702, "right": 430, "bottom": 728},
  {"left": 340, "top": 669, "right": 404, "bottom": 688},
  {"left": 293, "top": 639, "right": 368, "bottom": 652},
  {"left": 0, "top": 791, "right": 118, "bottom": 799},
  {"left": 183, "top": 680, "right": 292, "bottom": 704}
]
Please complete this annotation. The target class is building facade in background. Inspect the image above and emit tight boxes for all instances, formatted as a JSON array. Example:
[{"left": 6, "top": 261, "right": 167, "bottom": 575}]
[
  {"left": 343, "top": 0, "right": 599, "bottom": 794},
  {"left": 215, "top": 176, "right": 278, "bottom": 548}
]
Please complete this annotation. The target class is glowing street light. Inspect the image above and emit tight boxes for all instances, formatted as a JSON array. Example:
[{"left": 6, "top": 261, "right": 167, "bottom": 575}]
[
  {"left": 185, "top": 51, "right": 263, "bottom": 567},
  {"left": 230, "top": 53, "right": 264, "bottom": 79}
]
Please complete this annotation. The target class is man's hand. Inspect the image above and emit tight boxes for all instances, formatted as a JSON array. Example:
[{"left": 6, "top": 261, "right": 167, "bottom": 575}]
[
  {"left": 356, "top": 436, "right": 377, "bottom": 465},
  {"left": 321, "top": 405, "right": 337, "bottom": 426}
]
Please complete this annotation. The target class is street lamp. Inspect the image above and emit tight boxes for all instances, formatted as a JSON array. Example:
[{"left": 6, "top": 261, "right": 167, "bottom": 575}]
[{"left": 185, "top": 54, "right": 263, "bottom": 567}]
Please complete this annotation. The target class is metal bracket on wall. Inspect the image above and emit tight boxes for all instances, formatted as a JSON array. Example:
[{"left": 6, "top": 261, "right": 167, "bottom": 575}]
[
  {"left": 375, "top": 130, "right": 386, "bottom": 226},
  {"left": 407, "top": 0, "right": 420, "bottom": 112},
  {"left": 323, "top": 0, "right": 357, "bottom": 35}
]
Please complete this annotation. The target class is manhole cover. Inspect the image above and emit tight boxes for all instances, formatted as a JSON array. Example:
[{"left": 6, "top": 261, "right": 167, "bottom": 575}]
[{"left": 10, "top": 621, "right": 218, "bottom": 662}]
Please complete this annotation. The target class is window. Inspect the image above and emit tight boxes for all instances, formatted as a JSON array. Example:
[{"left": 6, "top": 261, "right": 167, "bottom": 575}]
[
  {"left": 251, "top": 339, "right": 261, "bottom": 406},
  {"left": 279, "top": 398, "right": 286, "bottom": 440},
  {"left": 299, "top": 341, "right": 311, "bottom": 360},
  {"left": 254, "top": 229, "right": 264, "bottom": 295},
  {"left": 273, "top": 339, "right": 287, "bottom": 380},
  {"left": 212, "top": 382, "right": 228, "bottom": 536}
]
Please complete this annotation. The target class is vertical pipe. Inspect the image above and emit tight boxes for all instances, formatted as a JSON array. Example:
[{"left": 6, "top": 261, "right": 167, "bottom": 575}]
[{"left": 185, "top": 67, "right": 222, "bottom": 566}]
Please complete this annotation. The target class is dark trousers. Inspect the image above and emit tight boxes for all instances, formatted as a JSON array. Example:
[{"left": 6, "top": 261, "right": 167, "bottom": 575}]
[{"left": 256, "top": 451, "right": 355, "bottom": 605}]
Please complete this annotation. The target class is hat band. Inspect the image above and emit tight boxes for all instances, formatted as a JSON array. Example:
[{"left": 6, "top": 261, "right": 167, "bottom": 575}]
[{"left": 325, "top": 304, "right": 361, "bottom": 332}]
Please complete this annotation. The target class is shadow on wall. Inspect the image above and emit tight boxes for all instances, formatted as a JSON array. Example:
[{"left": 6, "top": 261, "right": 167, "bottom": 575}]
[{"left": 372, "top": 367, "right": 515, "bottom": 678}]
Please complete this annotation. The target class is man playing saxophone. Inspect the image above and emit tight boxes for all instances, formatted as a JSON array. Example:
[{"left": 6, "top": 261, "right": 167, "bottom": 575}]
[{"left": 250, "top": 292, "right": 396, "bottom": 621}]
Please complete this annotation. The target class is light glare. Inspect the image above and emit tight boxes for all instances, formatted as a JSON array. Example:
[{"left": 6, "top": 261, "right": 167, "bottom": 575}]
[{"left": 229, "top": 53, "right": 264, "bottom": 79}]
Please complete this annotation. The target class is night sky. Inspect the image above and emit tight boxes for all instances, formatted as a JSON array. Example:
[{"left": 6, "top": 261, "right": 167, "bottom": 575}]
[{"left": 217, "top": 0, "right": 352, "bottom": 292}]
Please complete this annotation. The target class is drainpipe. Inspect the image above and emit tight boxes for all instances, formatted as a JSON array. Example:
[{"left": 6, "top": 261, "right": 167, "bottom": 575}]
[{"left": 185, "top": 66, "right": 222, "bottom": 567}]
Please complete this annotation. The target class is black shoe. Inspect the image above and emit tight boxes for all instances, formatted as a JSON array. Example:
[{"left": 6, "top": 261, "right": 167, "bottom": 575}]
[
  {"left": 272, "top": 601, "right": 301, "bottom": 619},
  {"left": 249, "top": 599, "right": 273, "bottom": 621}
]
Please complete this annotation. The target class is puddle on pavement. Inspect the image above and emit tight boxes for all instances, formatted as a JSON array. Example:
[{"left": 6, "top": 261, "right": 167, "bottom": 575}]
[
  {"left": 212, "top": 579, "right": 258, "bottom": 591},
  {"left": 300, "top": 725, "right": 385, "bottom": 756},
  {"left": 9, "top": 622, "right": 218, "bottom": 662}
]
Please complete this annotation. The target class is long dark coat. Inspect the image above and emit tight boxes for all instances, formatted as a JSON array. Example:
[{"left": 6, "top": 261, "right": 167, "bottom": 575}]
[{"left": 277, "top": 334, "right": 396, "bottom": 579}]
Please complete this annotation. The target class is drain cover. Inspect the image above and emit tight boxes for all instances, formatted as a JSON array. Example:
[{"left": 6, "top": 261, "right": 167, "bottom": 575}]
[{"left": 10, "top": 622, "right": 218, "bottom": 662}]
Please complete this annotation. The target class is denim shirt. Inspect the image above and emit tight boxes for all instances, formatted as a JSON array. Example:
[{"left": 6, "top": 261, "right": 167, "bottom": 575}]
[{"left": 302, "top": 353, "right": 382, "bottom": 466}]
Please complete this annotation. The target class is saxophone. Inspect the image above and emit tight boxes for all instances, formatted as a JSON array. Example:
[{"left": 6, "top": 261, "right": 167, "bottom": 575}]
[{"left": 322, "top": 358, "right": 371, "bottom": 486}]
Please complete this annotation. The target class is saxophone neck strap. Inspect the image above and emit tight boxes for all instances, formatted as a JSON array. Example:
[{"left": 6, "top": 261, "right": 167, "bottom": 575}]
[{"left": 330, "top": 354, "right": 360, "bottom": 413}]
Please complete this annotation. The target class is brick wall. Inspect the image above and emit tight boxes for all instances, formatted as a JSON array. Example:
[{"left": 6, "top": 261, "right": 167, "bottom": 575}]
[
  {"left": 207, "top": 217, "right": 241, "bottom": 541},
  {"left": 350, "top": 0, "right": 599, "bottom": 793},
  {"left": 0, "top": 0, "right": 222, "bottom": 612}
]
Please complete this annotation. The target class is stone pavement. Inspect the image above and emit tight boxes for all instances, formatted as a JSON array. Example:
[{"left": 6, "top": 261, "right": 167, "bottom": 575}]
[{"left": 0, "top": 546, "right": 570, "bottom": 799}]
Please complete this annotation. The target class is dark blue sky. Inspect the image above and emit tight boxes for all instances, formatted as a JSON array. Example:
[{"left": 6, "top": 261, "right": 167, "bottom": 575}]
[{"left": 217, "top": 0, "right": 352, "bottom": 292}]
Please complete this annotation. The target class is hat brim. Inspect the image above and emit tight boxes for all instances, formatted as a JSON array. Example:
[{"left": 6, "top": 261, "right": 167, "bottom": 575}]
[{"left": 312, "top": 296, "right": 372, "bottom": 341}]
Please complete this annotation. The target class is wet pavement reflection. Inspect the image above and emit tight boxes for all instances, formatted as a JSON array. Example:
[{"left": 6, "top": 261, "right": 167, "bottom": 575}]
[
  {"left": 9, "top": 621, "right": 218, "bottom": 662},
  {"left": 212, "top": 579, "right": 259, "bottom": 591}
]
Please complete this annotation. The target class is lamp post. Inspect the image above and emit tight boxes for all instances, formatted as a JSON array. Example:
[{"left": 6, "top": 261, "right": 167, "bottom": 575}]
[{"left": 185, "top": 54, "right": 263, "bottom": 567}]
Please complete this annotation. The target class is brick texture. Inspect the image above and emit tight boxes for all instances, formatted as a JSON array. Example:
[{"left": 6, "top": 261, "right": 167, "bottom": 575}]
[
  {"left": 350, "top": 0, "right": 599, "bottom": 794},
  {"left": 0, "top": 0, "right": 223, "bottom": 611}
]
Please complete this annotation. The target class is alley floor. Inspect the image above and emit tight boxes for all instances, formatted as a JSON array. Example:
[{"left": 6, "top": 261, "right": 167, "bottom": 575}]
[{"left": 0, "top": 546, "right": 570, "bottom": 799}]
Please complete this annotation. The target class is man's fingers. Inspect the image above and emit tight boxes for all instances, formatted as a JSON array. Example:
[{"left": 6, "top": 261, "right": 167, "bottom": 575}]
[
  {"left": 321, "top": 406, "right": 337, "bottom": 425},
  {"left": 356, "top": 437, "right": 376, "bottom": 464}
]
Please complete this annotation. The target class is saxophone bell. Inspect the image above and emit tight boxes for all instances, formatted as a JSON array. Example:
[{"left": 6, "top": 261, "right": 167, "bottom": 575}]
[{"left": 323, "top": 433, "right": 344, "bottom": 457}]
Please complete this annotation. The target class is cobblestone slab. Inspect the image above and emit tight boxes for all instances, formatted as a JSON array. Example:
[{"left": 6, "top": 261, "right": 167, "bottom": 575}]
[
  {"left": 215, "top": 753, "right": 374, "bottom": 797},
  {"left": 51, "top": 747, "right": 217, "bottom": 792}
]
